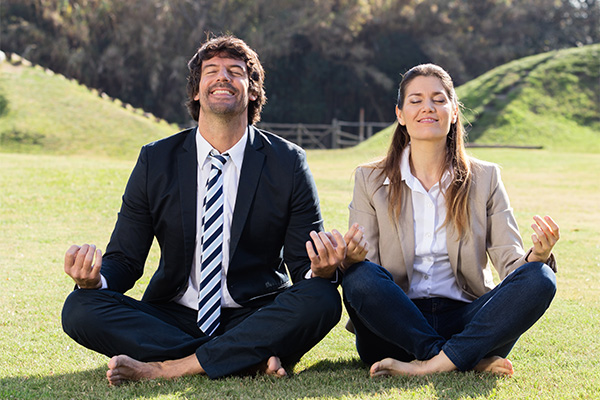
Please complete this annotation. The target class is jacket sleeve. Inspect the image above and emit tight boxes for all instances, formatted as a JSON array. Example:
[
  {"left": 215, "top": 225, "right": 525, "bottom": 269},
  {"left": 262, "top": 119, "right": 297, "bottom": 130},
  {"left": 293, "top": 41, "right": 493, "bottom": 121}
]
[
  {"left": 348, "top": 166, "right": 381, "bottom": 265},
  {"left": 485, "top": 164, "right": 556, "bottom": 279},
  {"left": 283, "top": 149, "right": 324, "bottom": 283},
  {"left": 101, "top": 146, "right": 154, "bottom": 293}
]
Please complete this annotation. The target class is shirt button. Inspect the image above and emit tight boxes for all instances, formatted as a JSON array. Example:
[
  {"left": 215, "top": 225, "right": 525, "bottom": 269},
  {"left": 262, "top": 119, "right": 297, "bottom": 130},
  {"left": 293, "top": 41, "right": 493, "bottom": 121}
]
[{"left": 424, "top": 275, "right": 429, "bottom": 280}]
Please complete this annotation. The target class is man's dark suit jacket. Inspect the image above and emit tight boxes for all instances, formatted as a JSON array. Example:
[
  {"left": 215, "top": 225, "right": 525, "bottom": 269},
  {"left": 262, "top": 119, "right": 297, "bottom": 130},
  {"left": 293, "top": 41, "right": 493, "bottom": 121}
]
[{"left": 101, "top": 125, "right": 323, "bottom": 308}]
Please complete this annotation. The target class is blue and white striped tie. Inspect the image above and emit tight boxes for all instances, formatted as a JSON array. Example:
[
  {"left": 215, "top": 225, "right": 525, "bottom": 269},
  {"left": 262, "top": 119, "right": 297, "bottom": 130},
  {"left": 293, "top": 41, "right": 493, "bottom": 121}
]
[{"left": 198, "top": 152, "right": 229, "bottom": 336}]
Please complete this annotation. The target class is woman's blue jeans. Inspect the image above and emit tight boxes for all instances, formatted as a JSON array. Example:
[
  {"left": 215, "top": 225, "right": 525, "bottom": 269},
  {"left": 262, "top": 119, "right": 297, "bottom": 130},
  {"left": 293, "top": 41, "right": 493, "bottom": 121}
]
[{"left": 342, "top": 261, "right": 556, "bottom": 370}]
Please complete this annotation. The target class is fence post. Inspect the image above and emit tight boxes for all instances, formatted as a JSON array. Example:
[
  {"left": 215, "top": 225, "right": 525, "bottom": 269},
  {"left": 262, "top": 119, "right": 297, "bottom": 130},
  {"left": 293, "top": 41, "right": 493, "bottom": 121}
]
[
  {"left": 296, "top": 124, "right": 302, "bottom": 147},
  {"left": 358, "top": 108, "right": 365, "bottom": 142},
  {"left": 331, "top": 119, "right": 339, "bottom": 149}
]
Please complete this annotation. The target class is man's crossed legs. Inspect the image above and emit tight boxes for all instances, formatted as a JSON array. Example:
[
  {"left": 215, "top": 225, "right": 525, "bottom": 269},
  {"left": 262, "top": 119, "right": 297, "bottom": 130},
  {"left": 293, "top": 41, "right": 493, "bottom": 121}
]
[{"left": 62, "top": 278, "right": 341, "bottom": 385}]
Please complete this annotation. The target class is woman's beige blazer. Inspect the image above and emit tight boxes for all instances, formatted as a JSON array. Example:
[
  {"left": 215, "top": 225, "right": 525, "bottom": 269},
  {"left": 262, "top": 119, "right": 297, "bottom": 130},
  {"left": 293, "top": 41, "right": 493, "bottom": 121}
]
[{"left": 349, "top": 158, "right": 556, "bottom": 300}]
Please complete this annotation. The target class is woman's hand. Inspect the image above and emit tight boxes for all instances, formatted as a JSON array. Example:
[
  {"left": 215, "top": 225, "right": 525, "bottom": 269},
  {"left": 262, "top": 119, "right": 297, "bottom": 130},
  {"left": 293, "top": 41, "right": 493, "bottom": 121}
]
[
  {"left": 340, "top": 223, "right": 369, "bottom": 272},
  {"left": 528, "top": 215, "right": 560, "bottom": 263}
]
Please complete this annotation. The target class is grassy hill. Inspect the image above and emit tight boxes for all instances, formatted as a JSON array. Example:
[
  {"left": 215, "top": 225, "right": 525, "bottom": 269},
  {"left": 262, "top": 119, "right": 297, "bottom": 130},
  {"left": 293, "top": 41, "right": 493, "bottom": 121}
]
[
  {"left": 0, "top": 59, "right": 178, "bottom": 159},
  {"left": 356, "top": 43, "right": 600, "bottom": 154},
  {"left": 1, "top": 44, "right": 598, "bottom": 159},
  {"left": 459, "top": 43, "right": 599, "bottom": 152}
]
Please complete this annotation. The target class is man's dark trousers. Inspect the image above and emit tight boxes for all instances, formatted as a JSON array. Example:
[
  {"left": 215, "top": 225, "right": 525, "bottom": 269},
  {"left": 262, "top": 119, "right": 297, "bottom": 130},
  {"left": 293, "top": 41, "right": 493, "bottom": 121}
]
[{"left": 62, "top": 277, "right": 341, "bottom": 378}]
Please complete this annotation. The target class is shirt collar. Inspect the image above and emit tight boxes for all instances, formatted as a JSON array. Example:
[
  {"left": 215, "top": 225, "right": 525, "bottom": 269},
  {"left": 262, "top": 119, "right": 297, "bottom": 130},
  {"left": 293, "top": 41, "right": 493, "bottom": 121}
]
[{"left": 195, "top": 126, "right": 248, "bottom": 170}]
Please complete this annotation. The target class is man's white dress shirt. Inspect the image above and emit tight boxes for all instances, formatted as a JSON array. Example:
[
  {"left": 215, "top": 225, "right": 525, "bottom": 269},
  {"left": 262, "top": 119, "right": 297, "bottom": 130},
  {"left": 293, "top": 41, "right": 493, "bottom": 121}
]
[{"left": 175, "top": 127, "right": 248, "bottom": 310}]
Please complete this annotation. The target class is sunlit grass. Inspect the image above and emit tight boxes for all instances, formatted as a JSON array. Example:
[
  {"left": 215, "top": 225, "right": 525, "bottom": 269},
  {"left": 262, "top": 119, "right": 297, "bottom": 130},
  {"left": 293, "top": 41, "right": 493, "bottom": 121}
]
[
  {"left": 1, "top": 147, "right": 599, "bottom": 399},
  {"left": 0, "top": 63, "right": 176, "bottom": 159}
]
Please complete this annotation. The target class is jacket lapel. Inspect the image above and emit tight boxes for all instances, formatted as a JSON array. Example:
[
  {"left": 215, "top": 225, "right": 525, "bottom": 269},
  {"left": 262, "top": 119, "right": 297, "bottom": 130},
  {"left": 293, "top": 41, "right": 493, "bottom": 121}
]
[
  {"left": 178, "top": 129, "right": 198, "bottom": 272},
  {"left": 398, "top": 183, "right": 415, "bottom": 287},
  {"left": 446, "top": 222, "right": 461, "bottom": 279},
  {"left": 383, "top": 178, "right": 415, "bottom": 291},
  {"left": 229, "top": 126, "right": 265, "bottom": 258}
]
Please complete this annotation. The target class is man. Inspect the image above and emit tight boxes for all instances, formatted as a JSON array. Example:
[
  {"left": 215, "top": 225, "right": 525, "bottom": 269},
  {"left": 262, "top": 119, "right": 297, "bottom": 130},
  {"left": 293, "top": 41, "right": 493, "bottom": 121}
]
[{"left": 62, "top": 35, "right": 363, "bottom": 385}]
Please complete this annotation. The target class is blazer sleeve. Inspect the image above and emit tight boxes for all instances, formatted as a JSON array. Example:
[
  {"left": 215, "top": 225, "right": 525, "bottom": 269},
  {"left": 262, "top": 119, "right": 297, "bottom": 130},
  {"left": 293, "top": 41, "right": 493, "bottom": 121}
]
[
  {"left": 485, "top": 164, "right": 527, "bottom": 279},
  {"left": 485, "top": 164, "right": 556, "bottom": 279},
  {"left": 348, "top": 166, "right": 381, "bottom": 265},
  {"left": 283, "top": 149, "right": 324, "bottom": 283},
  {"left": 101, "top": 147, "right": 154, "bottom": 293}
]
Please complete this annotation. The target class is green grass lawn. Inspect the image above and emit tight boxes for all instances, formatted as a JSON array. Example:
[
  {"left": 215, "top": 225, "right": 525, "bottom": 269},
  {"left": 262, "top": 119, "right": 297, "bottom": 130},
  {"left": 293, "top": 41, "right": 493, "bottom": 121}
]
[{"left": 1, "top": 145, "right": 599, "bottom": 399}]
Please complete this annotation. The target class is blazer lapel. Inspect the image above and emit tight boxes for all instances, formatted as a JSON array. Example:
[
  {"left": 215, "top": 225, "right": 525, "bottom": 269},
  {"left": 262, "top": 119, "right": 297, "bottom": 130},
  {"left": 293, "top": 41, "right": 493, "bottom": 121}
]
[
  {"left": 229, "top": 126, "right": 265, "bottom": 258},
  {"left": 398, "top": 183, "right": 415, "bottom": 287},
  {"left": 178, "top": 130, "right": 198, "bottom": 272},
  {"left": 383, "top": 177, "right": 415, "bottom": 290},
  {"left": 447, "top": 222, "right": 461, "bottom": 278}
]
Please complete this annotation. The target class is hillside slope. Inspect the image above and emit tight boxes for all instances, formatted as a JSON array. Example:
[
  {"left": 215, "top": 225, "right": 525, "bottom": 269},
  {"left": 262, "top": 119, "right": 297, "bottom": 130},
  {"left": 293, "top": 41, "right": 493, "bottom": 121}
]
[
  {"left": 0, "top": 59, "right": 179, "bottom": 159},
  {"left": 459, "top": 43, "right": 599, "bottom": 152},
  {"left": 357, "top": 44, "right": 599, "bottom": 154},
  {"left": 1, "top": 44, "right": 598, "bottom": 159}
]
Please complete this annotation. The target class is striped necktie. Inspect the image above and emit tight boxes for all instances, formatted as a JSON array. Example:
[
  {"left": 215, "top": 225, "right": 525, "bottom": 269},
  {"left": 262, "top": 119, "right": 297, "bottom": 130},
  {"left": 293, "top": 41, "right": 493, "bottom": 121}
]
[{"left": 197, "top": 152, "right": 229, "bottom": 336}]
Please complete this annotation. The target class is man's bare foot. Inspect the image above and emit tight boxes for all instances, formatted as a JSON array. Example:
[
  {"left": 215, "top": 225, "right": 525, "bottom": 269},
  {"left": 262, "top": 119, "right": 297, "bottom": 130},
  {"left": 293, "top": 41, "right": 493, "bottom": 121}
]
[
  {"left": 106, "top": 355, "right": 162, "bottom": 386},
  {"left": 474, "top": 356, "right": 514, "bottom": 376},
  {"left": 262, "top": 356, "right": 287, "bottom": 377},
  {"left": 370, "top": 351, "right": 457, "bottom": 377},
  {"left": 106, "top": 354, "right": 205, "bottom": 386},
  {"left": 254, "top": 356, "right": 287, "bottom": 377}
]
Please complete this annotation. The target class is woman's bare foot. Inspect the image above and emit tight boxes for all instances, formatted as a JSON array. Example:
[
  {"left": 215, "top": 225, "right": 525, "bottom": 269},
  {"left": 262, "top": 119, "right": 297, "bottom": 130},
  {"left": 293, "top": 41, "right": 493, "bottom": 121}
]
[
  {"left": 262, "top": 356, "right": 287, "bottom": 377},
  {"left": 370, "top": 353, "right": 514, "bottom": 378},
  {"left": 370, "top": 358, "right": 424, "bottom": 377},
  {"left": 370, "top": 351, "right": 457, "bottom": 377},
  {"left": 474, "top": 356, "right": 514, "bottom": 376}
]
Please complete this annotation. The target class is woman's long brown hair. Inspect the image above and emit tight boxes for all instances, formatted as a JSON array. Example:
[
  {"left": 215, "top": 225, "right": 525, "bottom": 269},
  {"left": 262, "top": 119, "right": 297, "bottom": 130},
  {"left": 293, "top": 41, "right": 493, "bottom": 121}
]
[{"left": 376, "top": 63, "right": 472, "bottom": 237}]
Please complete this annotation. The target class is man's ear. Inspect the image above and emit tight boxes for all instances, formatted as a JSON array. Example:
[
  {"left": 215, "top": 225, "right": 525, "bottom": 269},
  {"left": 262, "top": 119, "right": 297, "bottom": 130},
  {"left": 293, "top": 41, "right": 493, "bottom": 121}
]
[{"left": 249, "top": 92, "right": 257, "bottom": 101}]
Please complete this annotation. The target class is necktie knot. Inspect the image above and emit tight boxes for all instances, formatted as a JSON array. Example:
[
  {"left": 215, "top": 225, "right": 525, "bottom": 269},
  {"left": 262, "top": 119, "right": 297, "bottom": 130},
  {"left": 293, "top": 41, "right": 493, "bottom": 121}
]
[{"left": 209, "top": 152, "right": 229, "bottom": 171}]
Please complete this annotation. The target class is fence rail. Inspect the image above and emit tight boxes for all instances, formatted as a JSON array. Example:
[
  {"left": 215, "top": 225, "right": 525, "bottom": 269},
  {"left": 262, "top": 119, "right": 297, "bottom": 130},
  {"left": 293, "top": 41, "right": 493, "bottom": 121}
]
[
  {"left": 256, "top": 120, "right": 545, "bottom": 150},
  {"left": 256, "top": 119, "right": 392, "bottom": 149}
]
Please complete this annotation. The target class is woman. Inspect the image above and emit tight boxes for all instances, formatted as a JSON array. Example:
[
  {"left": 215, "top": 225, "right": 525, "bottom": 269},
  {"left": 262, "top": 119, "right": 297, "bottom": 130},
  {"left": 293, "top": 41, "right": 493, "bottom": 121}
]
[{"left": 342, "top": 63, "right": 559, "bottom": 377}]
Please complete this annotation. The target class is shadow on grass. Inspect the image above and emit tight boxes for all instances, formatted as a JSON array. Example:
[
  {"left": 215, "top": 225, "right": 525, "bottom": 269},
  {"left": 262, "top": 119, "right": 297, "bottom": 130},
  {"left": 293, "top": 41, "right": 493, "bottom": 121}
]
[
  {"left": 0, "top": 359, "right": 503, "bottom": 400},
  {"left": 301, "top": 358, "right": 503, "bottom": 400}
]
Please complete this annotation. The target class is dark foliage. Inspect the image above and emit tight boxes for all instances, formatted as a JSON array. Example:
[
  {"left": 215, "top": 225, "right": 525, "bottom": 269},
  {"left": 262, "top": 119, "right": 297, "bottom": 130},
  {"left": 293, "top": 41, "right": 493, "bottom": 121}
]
[{"left": 2, "top": 0, "right": 597, "bottom": 125}]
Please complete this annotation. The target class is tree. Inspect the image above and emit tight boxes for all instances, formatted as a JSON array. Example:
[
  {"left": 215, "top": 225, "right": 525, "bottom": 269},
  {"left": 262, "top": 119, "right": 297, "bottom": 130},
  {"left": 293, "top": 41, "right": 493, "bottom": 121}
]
[{"left": 2, "top": 0, "right": 597, "bottom": 125}]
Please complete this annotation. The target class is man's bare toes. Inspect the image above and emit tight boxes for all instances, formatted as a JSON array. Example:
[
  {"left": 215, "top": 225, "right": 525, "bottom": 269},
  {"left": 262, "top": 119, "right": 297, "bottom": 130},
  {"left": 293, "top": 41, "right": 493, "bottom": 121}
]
[
  {"left": 265, "top": 356, "right": 287, "bottom": 377},
  {"left": 107, "top": 356, "right": 126, "bottom": 386},
  {"left": 106, "top": 368, "right": 123, "bottom": 386},
  {"left": 106, "top": 354, "right": 157, "bottom": 385}
]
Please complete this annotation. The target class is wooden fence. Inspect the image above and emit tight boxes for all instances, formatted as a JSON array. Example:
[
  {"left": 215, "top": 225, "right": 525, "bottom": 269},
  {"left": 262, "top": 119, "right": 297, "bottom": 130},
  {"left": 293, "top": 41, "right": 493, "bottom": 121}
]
[
  {"left": 256, "top": 120, "right": 545, "bottom": 150},
  {"left": 256, "top": 119, "right": 392, "bottom": 149}
]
